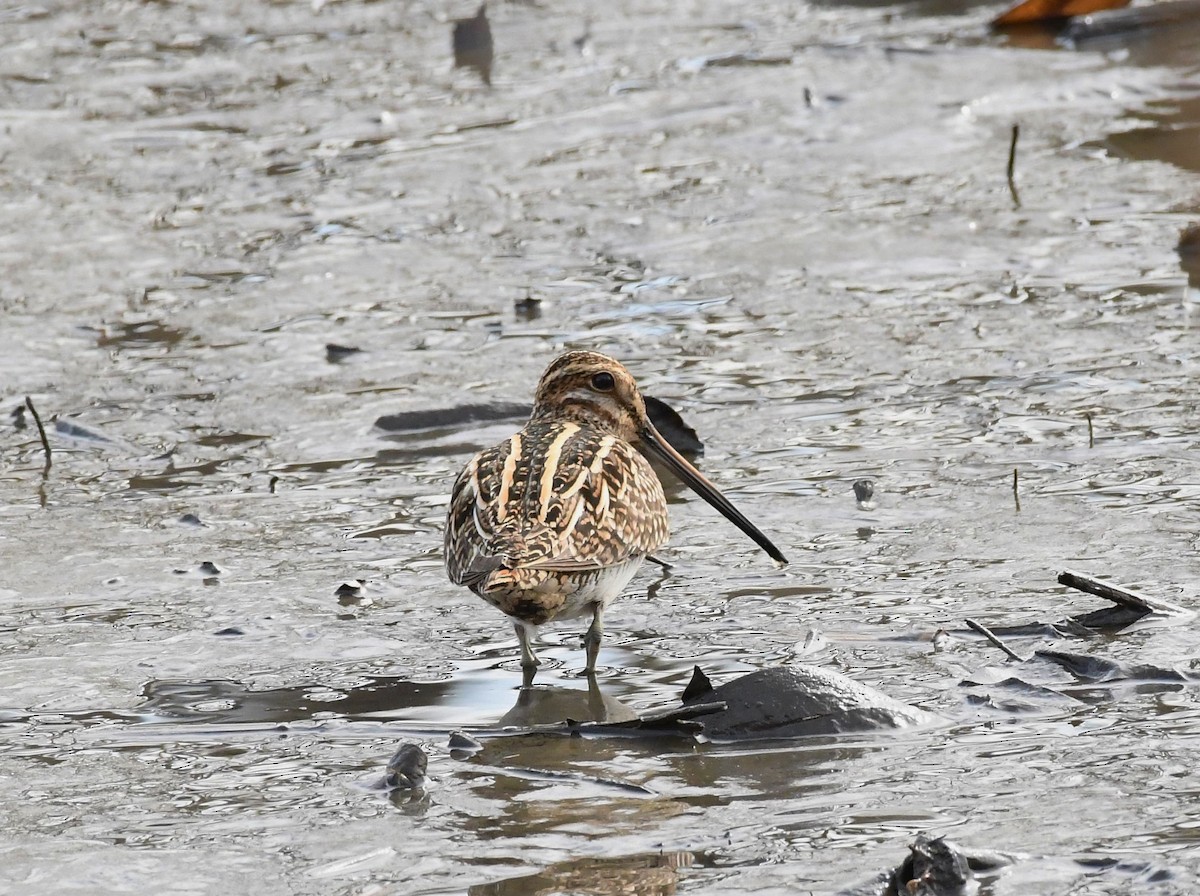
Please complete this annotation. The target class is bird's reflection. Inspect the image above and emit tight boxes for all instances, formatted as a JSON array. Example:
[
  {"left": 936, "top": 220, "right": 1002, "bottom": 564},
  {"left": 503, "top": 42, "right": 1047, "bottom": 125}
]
[
  {"left": 467, "top": 850, "right": 695, "bottom": 896},
  {"left": 498, "top": 675, "right": 637, "bottom": 729}
]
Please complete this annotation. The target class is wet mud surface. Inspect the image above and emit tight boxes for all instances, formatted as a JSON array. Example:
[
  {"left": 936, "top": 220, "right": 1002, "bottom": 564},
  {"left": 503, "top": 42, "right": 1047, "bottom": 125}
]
[{"left": 4, "top": 1, "right": 1200, "bottom": 893}]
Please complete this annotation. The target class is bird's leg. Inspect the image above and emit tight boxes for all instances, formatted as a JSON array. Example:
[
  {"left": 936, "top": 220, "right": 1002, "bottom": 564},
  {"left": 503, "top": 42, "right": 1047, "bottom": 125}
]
[
  {"left": 583, "top": 603, "right": 604, "bottom": 676},
  {"left": 514, "top": 621, "right": 539, "bottom": 672}
]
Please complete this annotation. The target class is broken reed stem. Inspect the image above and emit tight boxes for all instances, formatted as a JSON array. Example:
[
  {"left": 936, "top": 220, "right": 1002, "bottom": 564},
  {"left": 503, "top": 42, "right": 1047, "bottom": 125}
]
[
  {"left": 24, "top": 396, "right": 51, "bottom": 474},
  {"left": 1012, "top": 467, "right": 1020, "bottom": 512},
  {"left": 1086, "top": 412, "right": 1094, "bottom": 448},
  {"left": 1007, "top": 123, "right": 1021, "bottom": 208},
  {"left": 965, "top": 618, "right": 1025, "bottom": 662},
  {"left": 1057, "top": 570, "right": 1151, "bottom": 614},
  {"left": 1006, "top": 124, "right": 1019, "bottom": 182}
]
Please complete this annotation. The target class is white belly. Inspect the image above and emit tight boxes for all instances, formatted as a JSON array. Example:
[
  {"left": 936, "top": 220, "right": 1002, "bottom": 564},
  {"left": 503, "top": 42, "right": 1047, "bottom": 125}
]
[{"left": 552, "top": 557, "right": 646, "bottom": 622}]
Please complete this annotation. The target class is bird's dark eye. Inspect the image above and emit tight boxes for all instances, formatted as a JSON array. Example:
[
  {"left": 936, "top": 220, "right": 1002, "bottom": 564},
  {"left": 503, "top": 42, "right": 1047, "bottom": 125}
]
[{"left": 590, "top": 371, "right": 616, "bottom": 392}]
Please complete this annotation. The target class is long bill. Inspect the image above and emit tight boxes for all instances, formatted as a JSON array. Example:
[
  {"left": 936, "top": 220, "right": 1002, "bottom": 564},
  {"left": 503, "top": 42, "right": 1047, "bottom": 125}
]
[{"left": 639, "top": 423, "right": 788, "bottom": 565}]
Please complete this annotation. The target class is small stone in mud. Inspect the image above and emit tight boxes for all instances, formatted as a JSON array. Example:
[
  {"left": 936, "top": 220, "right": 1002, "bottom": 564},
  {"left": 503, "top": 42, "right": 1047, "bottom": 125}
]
[
  {"left": 197, "top": 561, "right": 221, "bottom": 576},
  {"left": 335, "top": 580, "right": 367, "bottom": 601},
  {"left": 932, "top": 628, "right": 951, "bottom": 652},
  {"left": 325, "top": 343, "right": 363, "bottom": 363},
  {"left": 514, "top": 295, "right": 542, "bottom": 320},
  {"left": 1178, "top": 223, "right": 1200, "bottom": 287},
  {"left": 178, "top": 513, "right": 204, "bottom": 527},
  {"left": 853, "top": 478, "right": 876, "bottom": 510},
  {"left": 386, "top": 743, "right": 429, "bottom": 789},
  {"left": 901, "top": 834, "right": 970, "bottom": 893},
  {"left": 214, "top": 626, "right": 244, "bottom": 637},
  {"left": 448, "top": 730, "right": 484, "bottom": 758},
  {"left": 452, "top": 3, "right": 493, "bottom": 86},
  {"left": 333, "top": 582, "right": 369, "bottom": 609}
]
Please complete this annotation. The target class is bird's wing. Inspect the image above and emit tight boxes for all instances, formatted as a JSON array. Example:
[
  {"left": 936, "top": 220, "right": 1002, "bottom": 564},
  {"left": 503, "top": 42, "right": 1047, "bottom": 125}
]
[
  {"left": 444, "top": 453, "right": 497, "bottom": 588},
  {"left": 511, "top": 432, "right": 668, "bottom": 571},
  {"left": 444, "top": 428, "right": 668, "bottom": 581}
]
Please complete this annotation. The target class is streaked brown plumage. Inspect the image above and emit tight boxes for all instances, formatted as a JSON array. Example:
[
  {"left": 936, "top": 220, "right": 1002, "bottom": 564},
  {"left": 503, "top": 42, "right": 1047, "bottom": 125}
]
[{"left": 444, "top": 350, "right": 786, "bottom": 676}]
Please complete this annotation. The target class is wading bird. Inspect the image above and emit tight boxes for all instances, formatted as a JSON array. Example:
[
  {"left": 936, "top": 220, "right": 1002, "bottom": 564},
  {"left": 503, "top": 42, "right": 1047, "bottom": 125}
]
[{"left": 444, "top": 351, "right": 786, "bottom": 677}]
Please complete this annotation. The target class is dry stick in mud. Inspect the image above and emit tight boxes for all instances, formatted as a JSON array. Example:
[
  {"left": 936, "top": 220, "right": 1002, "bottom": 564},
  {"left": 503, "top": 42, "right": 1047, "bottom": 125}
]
[
  {"left": 24, "top": 396, "right": 51, "bottom": 475},
  {"left": 1058, "top": 569, "right": 1187, "bottom": 617},
  {"left": 1007, "top": 123, "right": 1021, "bottom": 208},
  {"left": 1011, "top": 467, "right": 1020, "bottom": 512}
]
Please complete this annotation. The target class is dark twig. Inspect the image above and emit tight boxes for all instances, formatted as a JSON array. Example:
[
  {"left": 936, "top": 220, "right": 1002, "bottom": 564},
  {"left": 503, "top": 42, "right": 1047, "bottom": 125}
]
[
  {"left": 1085, "top": 413, "right": 1094, "bottom": 449},
  {"left": 24, "top": 396, "right": 51, "bottom": 474},
  {"left": 1006, "top": 123, "right": 1021, "bottom": 208},
  {"left": 965, "top": 618, "right": 1026, "bottom": 662},
  {"left": 1011, "top": 468, "right": 1020, "bottom": 512}
]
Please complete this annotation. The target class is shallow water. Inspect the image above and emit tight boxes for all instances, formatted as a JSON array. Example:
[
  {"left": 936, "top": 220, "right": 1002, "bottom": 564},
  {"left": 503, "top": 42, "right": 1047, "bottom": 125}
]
[{"left": 3, "top": 1, "right": 1200, "bottom": 893}]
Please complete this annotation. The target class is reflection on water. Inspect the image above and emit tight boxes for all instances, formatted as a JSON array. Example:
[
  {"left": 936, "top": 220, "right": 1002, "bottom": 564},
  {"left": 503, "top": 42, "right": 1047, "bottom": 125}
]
[
  {"left": 135, "top": 665, "right": 643, "bottom": 730},
  {"left": 469, "top": 851, "right": 697, "bottom": 896},
  {"left": 1065, "top": 3, "right": 1200, "bottom": 63},
  {"left": 1105, "top": 95, "right": 1200, "bottom": 174},
  {"left": 139, "top": 675, "right": 456, "bottom": 725},
  {"left": 93, "top": 318, "right": 191, "bottom": 351},
  {"left": 452, "top": 4, "right": 494, "bottom": 87},
  {"left": 498, "top": 679, "right": 638, "bottom": 728}
]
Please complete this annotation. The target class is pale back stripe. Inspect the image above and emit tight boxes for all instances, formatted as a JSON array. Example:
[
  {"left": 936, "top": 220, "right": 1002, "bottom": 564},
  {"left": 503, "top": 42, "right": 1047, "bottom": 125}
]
[
  {"left": 588, "top": 435, "right": 617, "bottom": 476},
  {"left": 587, "top": 435, "right": 617, "bottom": 522},
  {"left": 495, "top": 433, "right": 522, "bottom": 523},
  {"left": 537, "top": 423, "right": 580, "bottom": 521}
]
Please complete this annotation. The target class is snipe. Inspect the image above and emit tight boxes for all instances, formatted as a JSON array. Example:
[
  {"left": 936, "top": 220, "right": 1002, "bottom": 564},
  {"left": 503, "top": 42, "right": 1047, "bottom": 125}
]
[{"left": 444, "top": 351, "right": 786, "bottom": 676}]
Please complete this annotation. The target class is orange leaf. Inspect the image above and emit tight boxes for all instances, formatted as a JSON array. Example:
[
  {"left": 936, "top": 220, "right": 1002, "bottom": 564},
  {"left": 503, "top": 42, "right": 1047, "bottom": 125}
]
[{"left": 992, "top": 0, "right": 1130, "bottom": 26}]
